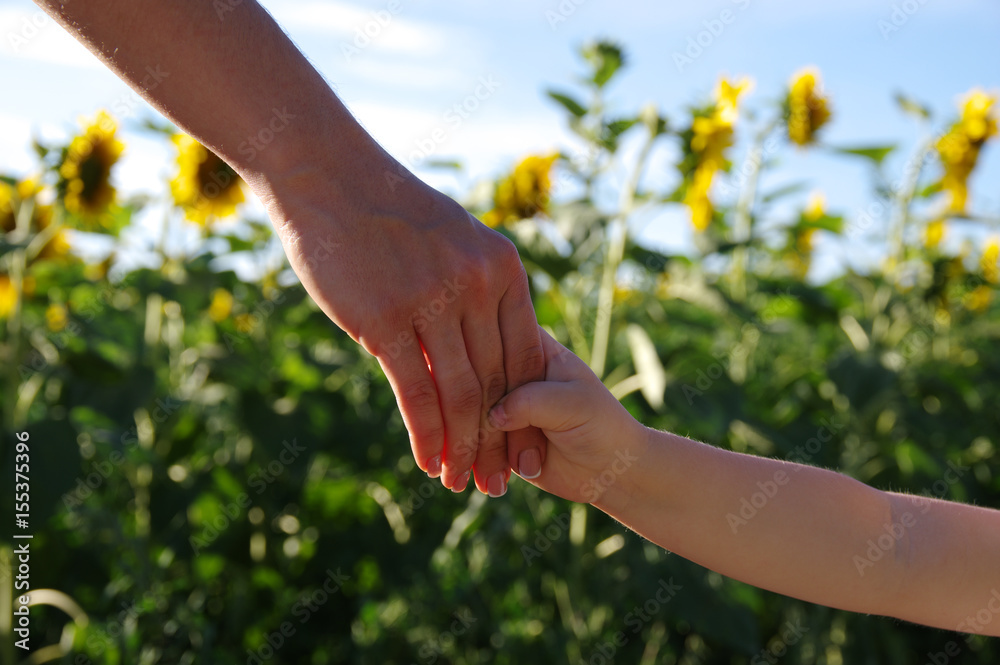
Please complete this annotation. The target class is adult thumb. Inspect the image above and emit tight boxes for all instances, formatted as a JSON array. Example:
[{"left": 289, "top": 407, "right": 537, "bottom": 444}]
[{"left": 488, "top": 380, "right": 580, "bottom": 433}]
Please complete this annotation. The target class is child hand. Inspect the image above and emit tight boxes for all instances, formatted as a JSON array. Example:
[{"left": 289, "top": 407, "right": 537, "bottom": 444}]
[{"left": 487, "top": 327, "right": 646, "bottom": 504}]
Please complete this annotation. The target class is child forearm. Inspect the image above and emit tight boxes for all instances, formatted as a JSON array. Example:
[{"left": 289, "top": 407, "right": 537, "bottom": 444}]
[{"left": 593, "top": 427, "right": 1000, "bottom": 636}]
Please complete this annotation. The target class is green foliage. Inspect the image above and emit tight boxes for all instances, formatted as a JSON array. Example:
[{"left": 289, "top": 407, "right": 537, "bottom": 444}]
[{"left": 1, "top": 40, "right": 998, "bottom": 664}]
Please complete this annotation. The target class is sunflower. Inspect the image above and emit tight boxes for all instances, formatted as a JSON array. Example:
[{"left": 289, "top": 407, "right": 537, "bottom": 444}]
[
  {"left": 924, "top": 219, "right": 946, "bottom": 249},
  {"left": 715, "top": 76, "right": 752, "bottom": 126},
  {"left": 1, "top": 179, "right": 69, "bottom": 261},
  {"left": 0, "top": 274, "right": 16, "bottom": 319},
  {"left": 682, "top": 164, "right": 716, "bottom": 232},
  {"left": 208, "top": 288, "right": 234, "bottom": 322},
  {"left": 46, "top": 303, "right": 68, "bottom": 332},
  {"left": 29, "top": 200, "right": 72, "bottom": 262},
  {"left": 483, "top": 154, "right": 558, "bottom": 227},
  {"left": 682, "top": 76, "right": 752, "bottom": 231},
  {"left": 785, "top": 192, "right": 825, "bottom": 279},
  {"left": 58, "top": 111, "right": 124, "bottom": 225},
  {"left": 0, "top": 180, "right": 15, "bottom": 233},
  {"left": 935, "top": 89, "right": 997, "bottom": 214},
  {"left": 170, "top": 134, "right": 245, "bottom": 226},
  {"left": 966, "top": 285, "right": 992, "bottom": 312},
  {"left": 786, "top": 68, "right": 832, "bottom": 147},
  {"left": 690, "top": 113, "right": 735, "bottom": 169},
  {"left": 982, "top": 237, "right": 999, "bottom": 284}
]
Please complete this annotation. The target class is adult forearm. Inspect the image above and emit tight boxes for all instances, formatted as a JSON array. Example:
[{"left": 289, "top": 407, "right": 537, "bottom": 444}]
[{"left": 35, "top": 0, "right": 388, "bottom": 206}]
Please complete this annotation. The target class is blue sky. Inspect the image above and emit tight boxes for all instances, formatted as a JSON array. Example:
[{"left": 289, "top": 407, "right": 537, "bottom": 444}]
[{"left": 1, "top": 0, "right": 998, "bottom": 279}]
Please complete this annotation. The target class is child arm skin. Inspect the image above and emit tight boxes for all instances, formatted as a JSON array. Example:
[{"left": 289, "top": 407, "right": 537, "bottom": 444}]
[{"left": 488, "top": 327, "right": 1000, "bottom": 637}]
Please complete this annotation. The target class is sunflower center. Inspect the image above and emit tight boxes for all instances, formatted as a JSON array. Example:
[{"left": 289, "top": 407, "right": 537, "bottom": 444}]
[
  {"left": 197, "top": 155, "right": 239, "bottom": 197},
  {"left": 78, "top": 149, "right": 113, "bottom": 204}
]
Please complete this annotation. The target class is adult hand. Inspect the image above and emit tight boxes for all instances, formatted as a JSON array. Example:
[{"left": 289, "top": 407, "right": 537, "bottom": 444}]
[
  {"left": 260, "top": 160, "right": 548, "bottom": 495},
  {"left": 36, "top": 0, "right": 548, "bottom": 495}
]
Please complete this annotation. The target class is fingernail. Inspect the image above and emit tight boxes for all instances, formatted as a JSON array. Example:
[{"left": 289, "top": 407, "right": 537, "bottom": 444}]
[
  {"left": 451, "top": 471, "right": 471, "bottom": 493},
  {"left": 487, "top": 471, "right": 507, "bottom": 498},
  {"left": 426, "top": 455, "right": 442, "bottom": 479},
  {"left": 518, "top": 449, "right": 541, "bottom": 479},
  {"left": 488, "top": 403, "right": 506, "bottom": 428}
]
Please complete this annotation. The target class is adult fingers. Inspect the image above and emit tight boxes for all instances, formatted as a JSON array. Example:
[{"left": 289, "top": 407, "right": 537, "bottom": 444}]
[
  {"left": 377, "top": 336, "right": 445, "bottom": 480},
  {"left": 419, "top": 323, "right": 483, "bottom": 492},
  {"left": 462, "top": 312, "right": 511, "bottom": 497},
  {"left": 497, "top": 269, "right": 548, "bottom": 480}
]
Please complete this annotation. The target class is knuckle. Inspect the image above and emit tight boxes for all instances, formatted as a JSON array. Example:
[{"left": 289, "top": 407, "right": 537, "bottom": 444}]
[
  {"left": 494, "top": 233, "right": 520, "bottom": 265},
  {"left": 456, "top": 254, "right": 490, "bottom": 293},
  {"left": 399, "top": 377, "right": 439, "bottom": 412},
  {"left": 481, "top": 371, "right": 508, "bottom": 407},
  {"left": 447, "top": 377, "right": 483, "bottom": 414},
  {"left": 449, "top": 434, "right": 480, "bottom": 461},
  {"left": 410, "top": 421, "right": 445, "bottom": 448},
  {"left": 511, "top": 346, "right": 545, "bottom": 382}
]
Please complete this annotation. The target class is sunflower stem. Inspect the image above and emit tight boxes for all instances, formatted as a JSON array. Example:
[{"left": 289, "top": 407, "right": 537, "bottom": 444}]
[
  {"left": 889, "top": 137, "right": 934, "bottom": 278},
  {"left": 590, "top": 128, "right": 656, "bottom": 379},
  {"left": 3, "top": 193, "right": 34, "bottom": 430},
  {"left": 730, "top": 117, "right": 779, "bottom": 302}
]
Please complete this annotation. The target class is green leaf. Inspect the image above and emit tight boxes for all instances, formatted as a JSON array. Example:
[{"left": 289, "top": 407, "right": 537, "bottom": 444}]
[
  {"left": 626, "top": 324, "right": 666, "bottom": 409},
  {"left": 761, "top": 182, "right": 809, "bottom": 203},
  {"left": 893, "top": 92, "right": 932, "bottom": 121},
  {"left": 626, "top": 245, "right": 681, "bottom": 274},
  {"left": 598, "top": 118, "right": 638, "bottom": 151},
  {"left": 831, "top": 144, "right": 897, "bottom": 167},
  {"left": 546, "top": 90, "right": 587, "bottom": 118},
  {"left": 798, "top": 212, "right": 845, "bottom": 234},
  {"left": 223, "top": 234, "right": 256, "bottom": 253},
  {"left": 423, "top": 159, "right": 463, "bottom": 170},
  {"left": 583, "top": 40, "right": 625, "bottom": 88},
  {"left": 606, "top": 118, "right": 638, "bottom": 139},
  {"left": 31, "top": 139, "right": 50, "bottom": 161},
  {"left": 139, "top": 118, "right": 178, "bottom": 135},
  {"left": 917, "top": 181, "right": 942, "bottom": 199},
  {"left": 194, "top": 553, "right": 226, "bottom": 580},
  {"left": 64, "top": 350, "right": 126, "bottom": 384},
  {"left": 63, "top": 203, "right": 135, "bottom": 238}
]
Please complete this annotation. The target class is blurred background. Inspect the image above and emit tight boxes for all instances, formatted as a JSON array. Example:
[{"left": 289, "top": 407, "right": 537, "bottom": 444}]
[{"left": 1, "top": 0, "right": 999, "bottom": 663}]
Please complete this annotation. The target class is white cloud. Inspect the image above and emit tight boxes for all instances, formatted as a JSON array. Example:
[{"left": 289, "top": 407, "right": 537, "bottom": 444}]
[
  {"left": 0, "top": 112, "right": 37, "bottom": 174},
  {"left": 0, "top": 7, "right": 102, "bottom": 69},
  {"left": 342, "top": 58, "right": 463, "bottom": 90},
  {"left": 265, "top": 0, "right": 447, "bottom": 57},
  {"left": 349, "top": 99, "right": 571, "bottom": 180}
]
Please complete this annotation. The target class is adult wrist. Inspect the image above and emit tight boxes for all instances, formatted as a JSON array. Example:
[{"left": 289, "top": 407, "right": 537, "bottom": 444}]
[{"left": 244, "top": 97, "right": 448, "bottom": 231}]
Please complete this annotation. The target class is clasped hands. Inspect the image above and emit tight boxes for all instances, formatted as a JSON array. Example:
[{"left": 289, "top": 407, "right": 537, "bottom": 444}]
[{"left": 268, "top": 164, "right": 550, "bottom": 498}]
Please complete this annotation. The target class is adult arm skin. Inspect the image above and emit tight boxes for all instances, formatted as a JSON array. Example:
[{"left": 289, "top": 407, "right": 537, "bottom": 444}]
[
  {"left": 489, "top": 328, "right": 1000, "bottom": 636},
  {"left": 34, "top": 0, "right": 548, "bottom": 495}
]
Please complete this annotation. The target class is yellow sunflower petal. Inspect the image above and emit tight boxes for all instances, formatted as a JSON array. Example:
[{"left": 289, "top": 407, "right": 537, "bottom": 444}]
[
  {"left": 208, "top": 288, "right": 234, "bottom": 322},
  {"left": 0, "top": 274, "right": 18, "bottom": 318},
  {"left": 170, "top": 134, "right": 245, "bottom": 226},
  {"left": 59, "top": 110, "right": 124, "bottom": 225},
  {"left": 925, "top": 219, "right": 946, "bottom": 249},
  {"left": 982, "top": 237, "right": 1000, "bottom": 283},
  {"left": 46, "top": 303, "right": 68, "bottom": 332},
  {"left": 787, "top": 67, "right": 832, "bottom": 147}
]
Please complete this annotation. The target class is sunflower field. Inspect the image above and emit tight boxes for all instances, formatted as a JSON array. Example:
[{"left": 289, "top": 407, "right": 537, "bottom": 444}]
[{"left": 1, "top": 40, "right": 999, "bottom": 664}]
